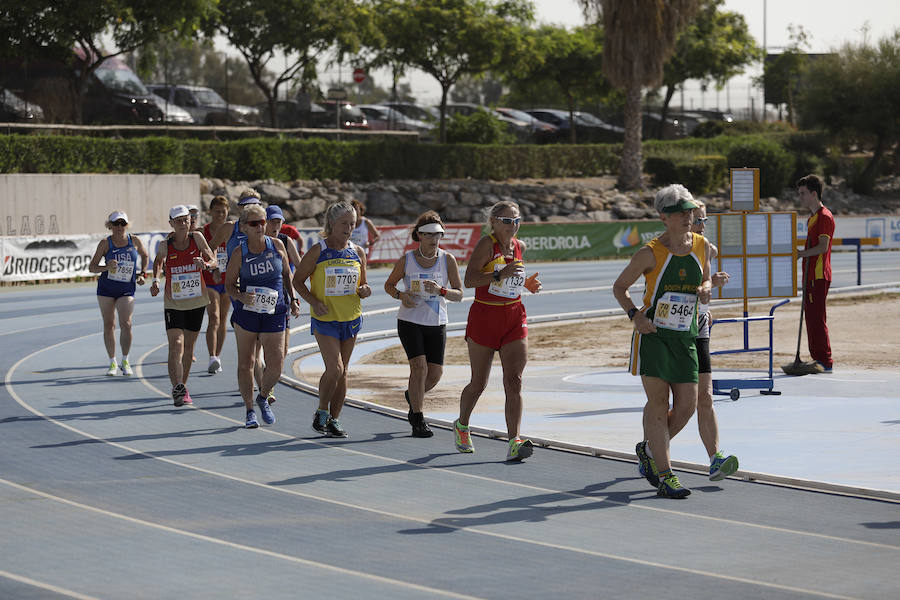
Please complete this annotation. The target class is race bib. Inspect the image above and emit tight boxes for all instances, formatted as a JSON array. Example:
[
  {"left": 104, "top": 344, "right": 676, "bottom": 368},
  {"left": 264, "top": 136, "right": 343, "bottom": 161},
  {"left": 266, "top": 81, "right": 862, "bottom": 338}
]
[
  {"left": 325, "top": 265, "right": 359, "bottom": 297},
  {"left": 245, "top": 285, "right": 278, "bottom": 314},
  {"left": 408, "top": 273, "right": 439, "bottom": 301},
  {"left": 653, "top": 292, "right": 697, "bottom": 331},
  {"left": 108, "top": 259, "right": 134, "bottom": 283},
  {"left": 170, "top": 271, "right": 202, "bottom": 300},
  {"left": 216, "top": 249, "right": 228, "bottom": 272},
  {"left": 489, "top": 264, "right": 525, "bottom": 299}
]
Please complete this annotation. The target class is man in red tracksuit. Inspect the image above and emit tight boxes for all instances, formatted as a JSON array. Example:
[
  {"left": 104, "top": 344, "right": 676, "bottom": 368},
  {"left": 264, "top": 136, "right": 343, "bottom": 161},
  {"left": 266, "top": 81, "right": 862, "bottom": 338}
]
[{"left": 796, "top": 174, "right": 834, "bottom": 373}]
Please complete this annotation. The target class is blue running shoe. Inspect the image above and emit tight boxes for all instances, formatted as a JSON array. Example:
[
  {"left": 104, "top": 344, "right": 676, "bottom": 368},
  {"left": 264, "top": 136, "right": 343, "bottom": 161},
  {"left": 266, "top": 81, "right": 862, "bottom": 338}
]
[
  {"left": 709, "top": 452, "right": 739, "bottom": 481},
  {"left": 245, "top": 410, "right": 259, "bottom": 429},
  {"left": 312, "top": 409, "right": 328, "bottom": 434},
  {"left": 815, "top": 361, "right": 833, "bottom": 373},
  {"left": 255, "top": 394, "right": 275, "bottom": 425},
  {"left": 657, "top": 473, "right": 691, "bottom": 498},
  {"left": 326, "top": 417, "right": 347, "bottom": 438},
  {"left": 635, "top": 441, "right": 659, "bottom": 486}
]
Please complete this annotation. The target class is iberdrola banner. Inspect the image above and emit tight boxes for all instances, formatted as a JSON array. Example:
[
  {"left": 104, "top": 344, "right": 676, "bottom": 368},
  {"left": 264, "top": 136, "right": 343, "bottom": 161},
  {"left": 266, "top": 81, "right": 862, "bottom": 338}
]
[{"left": 515, "top": 221, "right": 666, "bottom": 261}]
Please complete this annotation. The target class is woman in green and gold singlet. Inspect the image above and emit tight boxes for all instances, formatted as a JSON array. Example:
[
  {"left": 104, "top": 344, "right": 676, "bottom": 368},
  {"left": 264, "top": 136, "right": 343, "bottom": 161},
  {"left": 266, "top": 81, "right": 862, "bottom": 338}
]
[{"left": 613, "top": 184, "right": 711, "bottom": 499}]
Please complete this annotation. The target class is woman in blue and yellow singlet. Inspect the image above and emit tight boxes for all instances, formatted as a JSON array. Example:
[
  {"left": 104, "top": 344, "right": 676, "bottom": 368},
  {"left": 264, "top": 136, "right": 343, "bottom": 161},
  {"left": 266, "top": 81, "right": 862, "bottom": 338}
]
[
  {"left": 613, "top": 184, "right": 712, "bottom": 499},
  {"left": 292, "top": 201, "right": 372, "bottom": 438},
  {"left": 454, "top": 200, "right": 542, "bottom": 462}
]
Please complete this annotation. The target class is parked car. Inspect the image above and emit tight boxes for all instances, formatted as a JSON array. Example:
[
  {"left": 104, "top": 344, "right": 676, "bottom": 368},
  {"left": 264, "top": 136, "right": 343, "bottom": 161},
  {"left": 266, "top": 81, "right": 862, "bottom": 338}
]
[
  {"left": 526, "top": 108, "right": 623, "bottom": 143},
  {"left": 151, "top": 93, "right": 194, "bottom": 125},
  {"left": 358, "top": 104, "right": 434, "bottom": 138},
  {"left": 80, "top": 54, "right": 163, "bottom": 125},
  {"left": 0, "top": 88, "right": 44, "bottom": 122},
  {"left": 495, "top": 107, "right": 559, "bottom": 144},
  {"left": 380, "top": 102, "right": 439, "bottom": 124},
  {"left": 148, "top": 84, "right": 259, "bottom": 126},
  {"left": 311, "top": 101, "right": 369, "bottom": 130},
  {"left": 255, "top": 99, "right": 326, "bottom": 128}
]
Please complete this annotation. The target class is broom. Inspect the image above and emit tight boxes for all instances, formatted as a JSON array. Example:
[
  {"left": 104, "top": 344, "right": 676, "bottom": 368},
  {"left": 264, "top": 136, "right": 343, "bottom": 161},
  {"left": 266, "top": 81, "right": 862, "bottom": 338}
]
[{"left": 782, "top": 258, "right": 820, "bottom": 376}]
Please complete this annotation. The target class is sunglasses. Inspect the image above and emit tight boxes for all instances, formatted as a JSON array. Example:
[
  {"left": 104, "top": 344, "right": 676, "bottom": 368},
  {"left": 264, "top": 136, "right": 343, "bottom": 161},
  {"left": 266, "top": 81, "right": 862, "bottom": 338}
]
[
  {"left": 694, "top": 217, "right": 709, "bottom": 225},
  {"left": 419, "top": 231, "right": 443, "bottom": 238},
  {"left": 112, "top": 220, "right": 127, "bottom": 226},
  {"left": 494, "top": 216, "right": 521, "bottom": 225},
  {"left": 246, "top": 219, "right": 267, "bottom": 227},
  {"left": 172, "top": 217, "right": 189, "bottom": 225}
]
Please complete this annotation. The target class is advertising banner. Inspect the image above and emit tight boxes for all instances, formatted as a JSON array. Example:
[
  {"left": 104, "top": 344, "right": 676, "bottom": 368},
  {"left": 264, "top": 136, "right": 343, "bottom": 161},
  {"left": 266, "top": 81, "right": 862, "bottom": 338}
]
[
  {"left": 516, "top": 221, "right": 666, "bottom": 261},
  {"left": 0, "top": 231, "right": 170, "bottom": 283},
  {"left": 367, "top": 224, "right": 482, "bottom": 264}
]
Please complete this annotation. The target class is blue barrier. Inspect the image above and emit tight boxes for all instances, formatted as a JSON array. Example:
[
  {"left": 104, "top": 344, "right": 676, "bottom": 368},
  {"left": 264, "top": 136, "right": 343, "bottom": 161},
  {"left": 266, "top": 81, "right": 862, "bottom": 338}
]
[{"left": 710, "top": 299, "right": 791, "bottom": 400}]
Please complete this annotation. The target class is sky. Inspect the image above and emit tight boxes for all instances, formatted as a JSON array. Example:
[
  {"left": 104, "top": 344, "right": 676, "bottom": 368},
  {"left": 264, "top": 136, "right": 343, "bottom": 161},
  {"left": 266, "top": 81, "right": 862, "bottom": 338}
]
[{"left": 337, "top": 0, "right": 900, "bottom": 117}]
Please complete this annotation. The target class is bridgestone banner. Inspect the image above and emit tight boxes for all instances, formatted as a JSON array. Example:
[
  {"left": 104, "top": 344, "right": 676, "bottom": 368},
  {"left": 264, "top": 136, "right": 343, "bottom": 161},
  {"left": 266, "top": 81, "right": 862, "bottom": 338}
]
[
  {"left": 1, "top": 232, "right": 169, "bottom": 282},
  {"left": 367, "top": 224, "right": 482, "bottom": 264}
]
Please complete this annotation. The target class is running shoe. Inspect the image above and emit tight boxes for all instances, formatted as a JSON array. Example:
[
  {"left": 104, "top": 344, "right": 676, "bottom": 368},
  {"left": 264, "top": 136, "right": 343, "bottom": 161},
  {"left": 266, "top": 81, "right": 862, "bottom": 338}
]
[
  {"left": 245, "top": 409, "right": 259, "bottom": 429},
  {"left": 454, "top": 419, "right": 474, "bottom": 453},
  {"left": 181, "top": 389, "right": 193, "bottom": 405},
  {"left": 172, "top": 383, "right": 187, "bottom": 407},
  {"left": 266, "top": 390, "right": 276, "bottom": 406},
  {"left": 207, "top": 357, "right": 222, "bottom": 374},
  {"left": 657, "top": 473, "right": 691, "bottom": 499},
  {"left": 120, "top": 359, "right": 133, "bottom": 376},
  {"left": 409, "top": 411, "right": 433, "bottom": 438},
  {"left": 255, "top": 394, "right": 275, "bottom": 425},
  {"left": 312, "top": 409, "right": 329, "bottom": 434},
  {"left": 815, "top": 361, "right": 833, "bottom": 373},
  {"left": 709, "top": 452, "right": 739, "bottom": 481},
  {"left": 506, "top": 438, "right": 534, "bottom": 462},
  {"left": 635, "top": 441, "right": 660, "bottom": 487},
  {"left": 106, "top": 359, "right": 118, "bottom": 377},
  {"left": 325, "top": 417, "right": 347, "bottom": 438}
]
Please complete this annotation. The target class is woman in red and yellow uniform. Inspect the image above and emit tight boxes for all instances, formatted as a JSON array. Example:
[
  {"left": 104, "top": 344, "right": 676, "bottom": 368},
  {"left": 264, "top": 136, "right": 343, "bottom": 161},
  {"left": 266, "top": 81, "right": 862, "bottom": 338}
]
[
  {"left": 150, "top": 205, "right": 217, "bottom": 407},
  {"left": 453, "top": 200, "right": 541, "bottom": 462}
]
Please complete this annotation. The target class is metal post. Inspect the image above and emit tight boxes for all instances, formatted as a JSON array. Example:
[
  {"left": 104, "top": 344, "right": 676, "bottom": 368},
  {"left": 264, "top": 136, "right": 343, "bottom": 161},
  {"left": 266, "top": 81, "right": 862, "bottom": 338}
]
[{"left": 857, "top": 241, "right": 863, "bottom": 285}]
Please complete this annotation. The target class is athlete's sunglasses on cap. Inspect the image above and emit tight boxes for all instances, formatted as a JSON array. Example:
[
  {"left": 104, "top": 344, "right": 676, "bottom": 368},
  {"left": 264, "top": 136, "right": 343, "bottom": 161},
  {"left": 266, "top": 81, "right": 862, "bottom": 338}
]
[
  {"left": 694, "top": 217, "right": 709, "bottom": 225},
  {"left": 247, "top": 219, "right": 267, "bottom": 227},
  {"left": 494, "top": 216, "right": 521, "bottom": 225}
]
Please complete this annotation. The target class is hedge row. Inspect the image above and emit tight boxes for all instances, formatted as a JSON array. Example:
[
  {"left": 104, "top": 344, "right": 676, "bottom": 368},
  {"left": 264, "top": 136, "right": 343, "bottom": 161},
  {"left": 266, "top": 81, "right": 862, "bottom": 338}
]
[{"left": 0, "top": 131, "right": 826, "bottom": 185}]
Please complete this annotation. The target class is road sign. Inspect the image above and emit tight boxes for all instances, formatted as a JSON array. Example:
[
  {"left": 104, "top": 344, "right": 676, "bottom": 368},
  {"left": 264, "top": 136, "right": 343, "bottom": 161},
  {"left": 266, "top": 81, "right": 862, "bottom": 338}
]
[
  {"left": 327, "top": 88, "right": 347, "bottom": 100},
  {"left": 352, "top": 68, "right": 366, "bottom": 84}
]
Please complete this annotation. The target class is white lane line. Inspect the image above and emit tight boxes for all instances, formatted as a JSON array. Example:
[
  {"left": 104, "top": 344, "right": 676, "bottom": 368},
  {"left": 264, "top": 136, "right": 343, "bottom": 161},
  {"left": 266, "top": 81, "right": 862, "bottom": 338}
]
[
  {"left": 0, "top": 569, "right": 101, "bottom": 600},
  {"left": 0, "top": 478, "right": 482, "bottom": 600},
  {"left": 11, "top": 317, "right": 900, "bottom": 556},
  {"left": 7, "top": 332, "right": 899, "bottom": 575}
]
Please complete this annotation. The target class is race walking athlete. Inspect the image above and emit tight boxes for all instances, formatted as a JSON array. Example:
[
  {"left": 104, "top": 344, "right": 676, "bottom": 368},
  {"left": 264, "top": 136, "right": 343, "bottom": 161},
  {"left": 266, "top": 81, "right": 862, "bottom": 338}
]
[
  {"left": 225, "top": 204, "right": 300, "bottom": 428},
  {"left": 384, "top": 211, "right": 463, "bottom": 438},
  {"left": 454, "top": 200, "right": 542, "bottom": 462},
  {"left": 265, "top": 204, "right": 304, "bottom": 375},
  {"left": 613, "top": 184, "right": 712, "bottom": 498},
  {"left": 691, "top": 201, "right": 739, "bottom": 481},
  {"left": 292, "top": 201, "right": 372, "bottom": 438},
  {"left": 150, "top": 205, "right": 217, "bottom": 407},
  {"left": 350, "top": 198, "right": 381, "bottom": 256},
  {"left": 202, "top": 195, "right": 231, "bottom": 374},
  {"left": 88, "top": 210, "right": 148, "bottom": 376}
]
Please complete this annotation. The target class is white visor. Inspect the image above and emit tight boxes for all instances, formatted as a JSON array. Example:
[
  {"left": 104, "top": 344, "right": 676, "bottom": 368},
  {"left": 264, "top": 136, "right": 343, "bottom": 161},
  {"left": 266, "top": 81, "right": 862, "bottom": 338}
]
[{"left": 418, "top": 222, "right": 445, "bottom": 234}]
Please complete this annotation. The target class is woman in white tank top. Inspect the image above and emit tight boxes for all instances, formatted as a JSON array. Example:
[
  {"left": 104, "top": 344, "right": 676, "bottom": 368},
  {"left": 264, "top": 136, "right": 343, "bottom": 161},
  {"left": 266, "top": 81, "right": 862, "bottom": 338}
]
[{"left": 384, "top": 212, "right": 463, "bottom": 438}]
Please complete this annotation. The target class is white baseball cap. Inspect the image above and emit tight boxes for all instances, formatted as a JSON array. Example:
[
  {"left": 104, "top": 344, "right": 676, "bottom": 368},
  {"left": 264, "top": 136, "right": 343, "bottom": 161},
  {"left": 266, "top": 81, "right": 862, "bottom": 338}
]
[
  {"left": 108, "top": 211, "right": 129, "bottom": 224},
  {"left": 187, "top": 204, "right": 199, "bottom": 213},
  {"left": 169, "top": 205, "right": 190, "bottom": 220}
]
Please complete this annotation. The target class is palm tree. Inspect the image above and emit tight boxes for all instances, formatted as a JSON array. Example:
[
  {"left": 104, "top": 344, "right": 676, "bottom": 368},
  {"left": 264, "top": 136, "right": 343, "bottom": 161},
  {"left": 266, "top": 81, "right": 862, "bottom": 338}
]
[{"left": 578, "top": 0, "right": 698, "bottom": 189}]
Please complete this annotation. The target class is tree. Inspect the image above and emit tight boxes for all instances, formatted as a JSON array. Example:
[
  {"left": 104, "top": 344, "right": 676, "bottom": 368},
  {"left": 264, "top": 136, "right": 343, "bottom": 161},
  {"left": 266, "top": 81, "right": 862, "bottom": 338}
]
[
  {"left": 505, "top": 25, "right": 612, "bottom": 143},
  {"left": 213, "top": 0, "right": 373, "bottom": 128},
  {"left": 378, "top": 0, "right": 534, "bottom": 143},
  {"left": 658, "top": 0, "right": 760, "bottom": 138},
  {"left": 799, "top": 29, "right": 900, "bottom": 193},
  {"left": 578, "top": 0, "right": 698, "bottom": 189},
  {"left": 3, "top": 0, "right": 215, "bottom": 123},
  {"left": 761, "top": 25, "right": 810, "bottom": 126}
]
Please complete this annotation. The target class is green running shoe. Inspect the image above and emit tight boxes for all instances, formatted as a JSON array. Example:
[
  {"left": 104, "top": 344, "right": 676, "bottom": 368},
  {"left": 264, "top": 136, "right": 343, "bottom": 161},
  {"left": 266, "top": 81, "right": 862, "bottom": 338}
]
[
  {"left": 506, "top": 438, "right": 534, "bottom": 462},
  {"left": 454, "top": 419, "right": 474, "bottom": 453},
  {"left": 657, "top": 473, "right": 691, "bottom": 499},
  {"left": 709, "top": 452, "right": 739, "bottom": 481}
]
